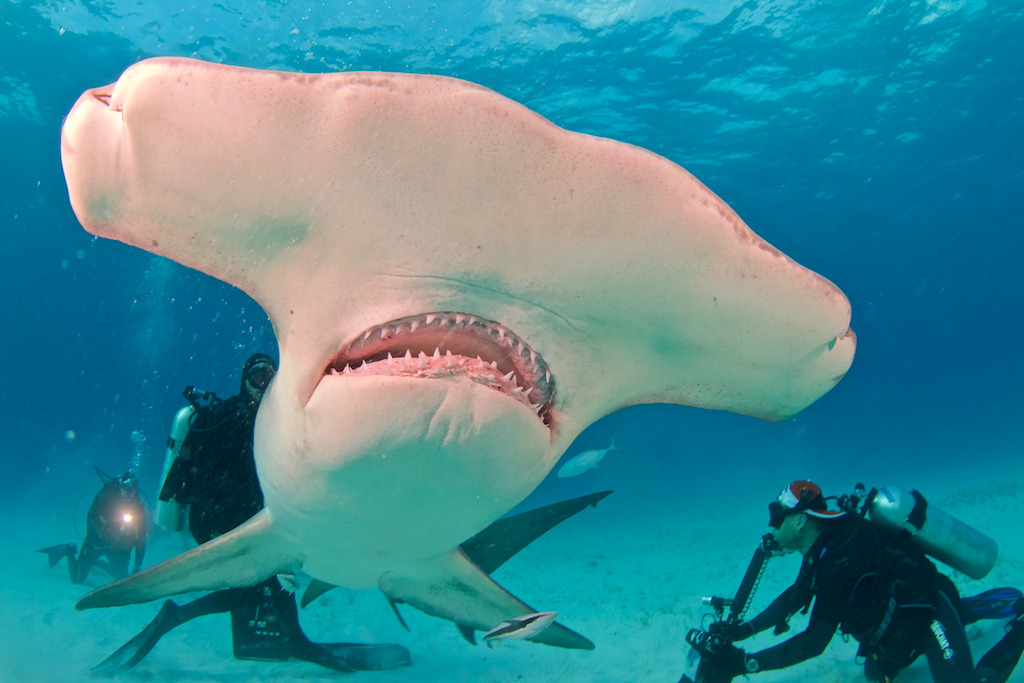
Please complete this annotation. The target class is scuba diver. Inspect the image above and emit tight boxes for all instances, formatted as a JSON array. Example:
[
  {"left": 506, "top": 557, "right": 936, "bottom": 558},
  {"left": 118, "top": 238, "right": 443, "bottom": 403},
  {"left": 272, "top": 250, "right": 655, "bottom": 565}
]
[
  {"left": 681, "top": 480, "right": 1024, "bottom": 683},
  {"left": 38, "top": 467, "right": 147, "bottom": 584}
]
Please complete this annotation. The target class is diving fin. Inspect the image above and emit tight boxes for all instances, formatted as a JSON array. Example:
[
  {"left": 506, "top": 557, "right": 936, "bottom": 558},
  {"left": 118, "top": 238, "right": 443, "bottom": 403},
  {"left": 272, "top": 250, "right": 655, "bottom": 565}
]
[
  {"left": 975, "top": 599, "right": 1024, "bottom": 683},
  {"left": 322, "top": 643, "right": 412, "bottom": 671},
  {"left": 91, "top": 599, "right": 184, "bottom": 674},
  {"left": 37, "top": 544, "right": 76, "bottom": 570},
  {"left": 962, "top": 588, "right": 1024, "bottom": 625},
  {"left": 230, "top": 578, "right": 411, "bottom": 672}
]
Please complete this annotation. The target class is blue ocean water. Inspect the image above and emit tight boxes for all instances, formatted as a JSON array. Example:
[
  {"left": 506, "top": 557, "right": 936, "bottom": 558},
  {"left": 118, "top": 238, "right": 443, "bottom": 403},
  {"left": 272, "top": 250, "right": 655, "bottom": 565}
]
[{"left": 1, "top": 1, "right": 1022, "bottom": 680}]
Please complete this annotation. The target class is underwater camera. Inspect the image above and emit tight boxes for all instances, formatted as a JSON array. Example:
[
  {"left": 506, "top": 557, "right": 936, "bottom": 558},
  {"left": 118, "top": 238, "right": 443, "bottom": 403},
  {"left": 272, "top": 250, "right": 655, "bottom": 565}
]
[{"left": 679, "top": 533, "right": 784, "bottom": 683}]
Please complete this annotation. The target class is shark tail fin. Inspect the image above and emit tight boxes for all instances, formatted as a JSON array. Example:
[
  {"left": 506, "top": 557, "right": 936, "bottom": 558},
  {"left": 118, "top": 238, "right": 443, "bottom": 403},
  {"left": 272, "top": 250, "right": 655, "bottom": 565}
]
[
  {"left": 379, "top": 549, "right": 594, "bottom": 650},
  {"left": 76, "top": 509, "right": 299, "bottom": 610}
]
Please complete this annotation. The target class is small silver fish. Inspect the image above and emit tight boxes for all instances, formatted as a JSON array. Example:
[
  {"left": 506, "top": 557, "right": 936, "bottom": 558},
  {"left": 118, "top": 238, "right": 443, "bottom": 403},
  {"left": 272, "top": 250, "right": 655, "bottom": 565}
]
[
  {"left": 482, "top": 611, "right": 559, "bottom": 647},
  {"left": 556, "top": 437, "right": 618, "bottom": 478}
]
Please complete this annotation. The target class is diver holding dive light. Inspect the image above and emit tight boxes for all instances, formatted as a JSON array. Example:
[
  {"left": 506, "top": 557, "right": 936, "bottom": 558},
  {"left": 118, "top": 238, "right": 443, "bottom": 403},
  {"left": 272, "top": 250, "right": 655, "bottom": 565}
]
[
  {"left": 679, "top": 481, "right": 1024, "bottom": 683},
  {"left": 37, "top": 467, "right": 147, "bottom": 584}
]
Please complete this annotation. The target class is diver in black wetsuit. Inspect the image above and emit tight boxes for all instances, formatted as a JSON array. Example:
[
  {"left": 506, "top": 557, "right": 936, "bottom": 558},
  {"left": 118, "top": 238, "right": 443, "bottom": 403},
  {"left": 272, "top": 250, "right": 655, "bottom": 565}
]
[
  {"left": 159, "top": 353, "right": 269, "bottom": 548},
  {"left": 38, "top": 468, "right": 147, "bottom": 584},
  {"left": 94, "top": 353, "right": 411, "bottom": 674},
  {"left": 708, "top": 481, "right": 1024, "bottom": 683}
]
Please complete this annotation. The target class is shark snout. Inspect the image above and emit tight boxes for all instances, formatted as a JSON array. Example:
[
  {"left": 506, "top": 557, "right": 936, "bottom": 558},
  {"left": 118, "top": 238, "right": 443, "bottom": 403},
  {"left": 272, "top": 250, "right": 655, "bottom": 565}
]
[{"left": 60, "top": 81, "right": 132, "bottom": 241}]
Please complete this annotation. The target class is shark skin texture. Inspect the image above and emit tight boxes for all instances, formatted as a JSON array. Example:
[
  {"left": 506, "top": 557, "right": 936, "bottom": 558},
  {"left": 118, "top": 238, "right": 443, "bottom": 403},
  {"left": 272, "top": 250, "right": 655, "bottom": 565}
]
[{"left": 60, "top": 57, "right": 856, "bottom": 646}]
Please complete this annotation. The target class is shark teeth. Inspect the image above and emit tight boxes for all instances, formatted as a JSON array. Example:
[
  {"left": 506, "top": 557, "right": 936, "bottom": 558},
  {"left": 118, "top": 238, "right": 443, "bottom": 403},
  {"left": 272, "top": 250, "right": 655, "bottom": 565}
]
[{"left": 325, "top": 312, "right": 555, "bottom": 425}]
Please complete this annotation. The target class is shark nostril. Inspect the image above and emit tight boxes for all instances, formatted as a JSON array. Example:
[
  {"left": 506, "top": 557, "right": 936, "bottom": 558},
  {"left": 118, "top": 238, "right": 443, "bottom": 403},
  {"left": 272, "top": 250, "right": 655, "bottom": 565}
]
[{"left": 93, "top": 92, "right": 112, "bottom": 106}]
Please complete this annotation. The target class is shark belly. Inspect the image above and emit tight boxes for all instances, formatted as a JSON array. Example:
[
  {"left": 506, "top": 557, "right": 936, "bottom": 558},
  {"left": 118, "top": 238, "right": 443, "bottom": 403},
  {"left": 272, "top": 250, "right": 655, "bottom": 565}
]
[{"left": 255, "top": 372, "right": 553, "bottom": 588}]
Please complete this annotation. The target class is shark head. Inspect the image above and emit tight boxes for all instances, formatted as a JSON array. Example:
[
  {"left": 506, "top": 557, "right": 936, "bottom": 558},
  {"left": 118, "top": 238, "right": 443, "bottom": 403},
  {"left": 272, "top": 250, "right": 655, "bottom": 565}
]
[{"left": 61, "top": 57, "right": 855, "bottom": 637}]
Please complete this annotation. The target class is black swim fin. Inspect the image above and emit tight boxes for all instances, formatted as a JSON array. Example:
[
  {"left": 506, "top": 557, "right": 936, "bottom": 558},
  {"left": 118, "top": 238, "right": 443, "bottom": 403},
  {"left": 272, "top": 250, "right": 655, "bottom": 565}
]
[
  {"left": 91, "top": 599, "right": 185, "bottom": 675},
  {"left": 322, "top": 643, "right": 412, "bottom": 671},
  {"left": 976, "top": 599, "right": 1024, "bottom": 683},
  {"left": 37, "top": 544, "right": 76, "bottom": 570},
  {"left": 283, "top": 641, "right": 412, "bottom": 672},
  {"left": 962, "top": 588, "right": 1024, "bottom": 625},
  {"left": 93, "top": 589, "right": 261, "bottom": 674}
]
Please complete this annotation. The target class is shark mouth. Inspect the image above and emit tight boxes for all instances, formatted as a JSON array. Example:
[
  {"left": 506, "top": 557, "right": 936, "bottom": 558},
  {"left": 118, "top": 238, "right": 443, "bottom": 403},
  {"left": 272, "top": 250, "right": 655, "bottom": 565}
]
[{"left": 326, "top": 313, "right": 555, "bottom": 426}]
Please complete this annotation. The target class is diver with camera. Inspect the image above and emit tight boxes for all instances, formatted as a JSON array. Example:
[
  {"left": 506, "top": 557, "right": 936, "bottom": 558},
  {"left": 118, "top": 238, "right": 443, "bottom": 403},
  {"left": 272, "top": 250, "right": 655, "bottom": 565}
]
[
  {"left": 681, "top": 532, "right": 785, "bottom": 683},
  {"left": 679, "top": 481, "right": 1024, "bottom": 683}
]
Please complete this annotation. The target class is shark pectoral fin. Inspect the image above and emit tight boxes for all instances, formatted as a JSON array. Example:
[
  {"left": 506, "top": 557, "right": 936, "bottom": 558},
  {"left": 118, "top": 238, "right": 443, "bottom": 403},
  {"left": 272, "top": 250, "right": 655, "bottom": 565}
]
[
  {"left": 76, "top": 509, "right": 299, "bottom": 610},
  {"left": 300, "top": 579, "right": 338, "bottom": 608},
  {"left": 378, "top": 549, "right": 594, "bottom": 650}
]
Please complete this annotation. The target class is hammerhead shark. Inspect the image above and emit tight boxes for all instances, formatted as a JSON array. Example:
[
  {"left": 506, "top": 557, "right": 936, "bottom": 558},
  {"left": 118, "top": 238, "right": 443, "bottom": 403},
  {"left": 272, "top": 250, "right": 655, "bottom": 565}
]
[{"left": 60, "top": 57, "right": 855, "bottom": 648}]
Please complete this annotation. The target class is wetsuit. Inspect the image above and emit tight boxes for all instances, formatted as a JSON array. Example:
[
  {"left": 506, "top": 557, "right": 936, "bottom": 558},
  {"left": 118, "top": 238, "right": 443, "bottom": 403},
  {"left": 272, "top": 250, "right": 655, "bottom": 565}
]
[
  {"left": 81, "top": 478, "right": 147, "bottom": 580},
  {"left": 39, "top": 474, "right": 146, "bottom": 584},
  {"left": 739, "top": 514, "right": 1023, "bottom": 683},
  {"left": 159, "top": 393, "right": 263, "bottom": 545}
]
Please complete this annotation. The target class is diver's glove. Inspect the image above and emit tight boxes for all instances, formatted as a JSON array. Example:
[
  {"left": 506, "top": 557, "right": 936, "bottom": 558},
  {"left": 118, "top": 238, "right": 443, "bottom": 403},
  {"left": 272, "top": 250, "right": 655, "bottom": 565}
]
[{"left": 708, "top": 644, "right": 758, "bottom": 683}]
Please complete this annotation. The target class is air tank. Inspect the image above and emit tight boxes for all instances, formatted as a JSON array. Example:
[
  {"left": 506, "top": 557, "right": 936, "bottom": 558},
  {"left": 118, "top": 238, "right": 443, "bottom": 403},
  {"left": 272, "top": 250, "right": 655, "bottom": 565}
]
[
  {"left": 153, "top": 404, "right": 193, "bottom": 532},
  {"left": 867, "top": 486, "right": 998, "bottom": 580}
]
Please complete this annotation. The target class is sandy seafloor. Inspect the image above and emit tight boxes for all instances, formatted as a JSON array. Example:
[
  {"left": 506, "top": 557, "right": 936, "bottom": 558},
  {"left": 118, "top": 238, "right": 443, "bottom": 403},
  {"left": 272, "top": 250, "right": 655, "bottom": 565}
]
[{"left": 3, "top": 454, "right": 1023, "bottom": 683}]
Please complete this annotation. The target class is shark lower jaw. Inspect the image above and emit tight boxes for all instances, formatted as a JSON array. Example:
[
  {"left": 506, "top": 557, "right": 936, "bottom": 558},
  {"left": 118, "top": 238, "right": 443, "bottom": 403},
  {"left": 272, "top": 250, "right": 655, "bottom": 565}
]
[{"left": 324, "top": 312, "right": 555, "bottom": 426}]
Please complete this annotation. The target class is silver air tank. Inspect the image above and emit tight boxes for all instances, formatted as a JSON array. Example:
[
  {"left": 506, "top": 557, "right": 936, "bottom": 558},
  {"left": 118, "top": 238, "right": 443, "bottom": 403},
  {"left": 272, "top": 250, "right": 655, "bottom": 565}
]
[
  {"left": 153, "top": 405, "right": 194, "bottom": 532},
  {"left": 867, "top": 487, "right": 998, "bottom": 580}
]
